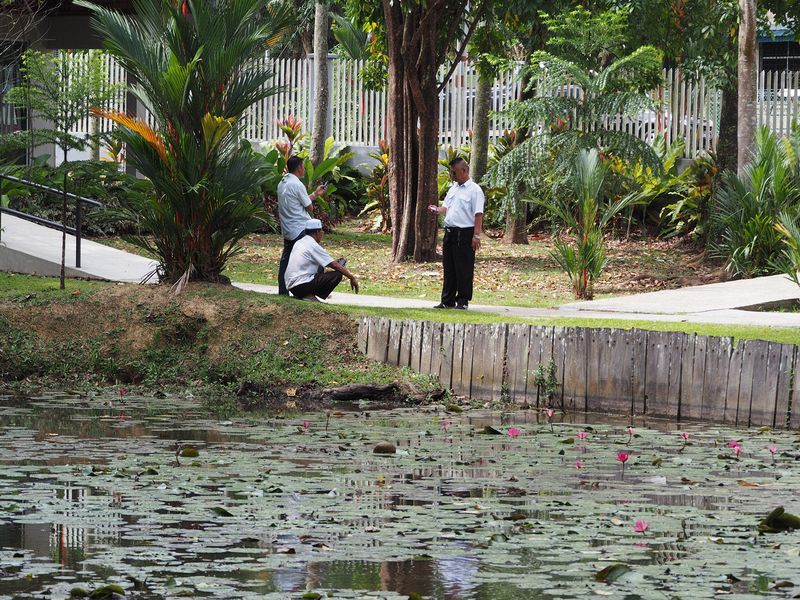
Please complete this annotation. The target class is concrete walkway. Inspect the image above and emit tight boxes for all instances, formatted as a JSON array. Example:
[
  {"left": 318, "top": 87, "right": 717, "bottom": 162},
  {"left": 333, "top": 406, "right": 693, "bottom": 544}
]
[
  {"left": 3, "top": 213, "right": 800, "bottom": 327},
  {"left": 0, "top": 213, "right": 158, "bottom": 283}
]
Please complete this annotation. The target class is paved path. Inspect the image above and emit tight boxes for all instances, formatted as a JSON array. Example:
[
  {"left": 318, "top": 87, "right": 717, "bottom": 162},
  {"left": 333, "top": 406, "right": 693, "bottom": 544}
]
[
  {"left": 3, "top": 213, "right": 800, "bottom": 327},
  {"left": 0, "top": 213, "right": 158, "bottom": 283}
]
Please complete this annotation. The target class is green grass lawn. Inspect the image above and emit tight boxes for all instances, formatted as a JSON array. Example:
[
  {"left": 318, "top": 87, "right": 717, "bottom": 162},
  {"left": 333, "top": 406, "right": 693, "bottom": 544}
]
[{"left": 99, "top": 220, "right": 721, "bottom": 309}]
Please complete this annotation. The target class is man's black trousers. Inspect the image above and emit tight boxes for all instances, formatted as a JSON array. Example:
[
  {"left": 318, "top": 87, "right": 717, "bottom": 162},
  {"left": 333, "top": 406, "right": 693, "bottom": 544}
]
[
  {"left": 441, "top": 226, "right": 475, "bottom": 307},
  {"left": 289, "top": 269, "right": 342, "bottom": 300},
  {"left": 278, "top": 232, "right": 305, "bottom": 295}
]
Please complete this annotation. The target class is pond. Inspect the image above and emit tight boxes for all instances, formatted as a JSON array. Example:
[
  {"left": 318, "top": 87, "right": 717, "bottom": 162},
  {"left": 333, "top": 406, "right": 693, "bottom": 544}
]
[{"left": 1, "top": 392, "right": 799, "bottom": 599}]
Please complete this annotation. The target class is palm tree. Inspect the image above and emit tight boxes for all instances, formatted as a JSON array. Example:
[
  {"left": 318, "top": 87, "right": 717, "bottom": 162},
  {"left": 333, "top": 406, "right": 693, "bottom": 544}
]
[
  {"left": 535, "top": 149, "right": 640, "bottom": 299},
  {"left": 76, "top": 0, "right": 294, "bottom": 283},
  {"left": 485, "top": 44, "right": 663, "bottom": 204}
]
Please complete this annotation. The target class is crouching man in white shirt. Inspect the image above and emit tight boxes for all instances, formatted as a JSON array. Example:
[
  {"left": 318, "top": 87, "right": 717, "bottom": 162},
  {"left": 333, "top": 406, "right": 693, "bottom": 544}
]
[{"left": 284, "top": 219, "right": 359, "bottom": 301}]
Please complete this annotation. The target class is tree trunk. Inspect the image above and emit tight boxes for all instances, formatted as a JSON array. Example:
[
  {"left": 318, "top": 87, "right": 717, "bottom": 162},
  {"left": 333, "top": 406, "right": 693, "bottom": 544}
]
[
  {"left": 470, "top": 73, "right": 491, "bottom": 182},
  {"left": 503, "top": 70, "right": 529, "bottom": 244},
  {"left": 716, "top": 84, "right": 738, "bottom": 175},
  {"left": 310, "top": 2, "right": 329, "bottom": 165},
  {"left": 737, "top": 0, "right": 757, "bottom": 173},
  {"left": 413, "top": 100, "right": 439, "bottom": 262}
]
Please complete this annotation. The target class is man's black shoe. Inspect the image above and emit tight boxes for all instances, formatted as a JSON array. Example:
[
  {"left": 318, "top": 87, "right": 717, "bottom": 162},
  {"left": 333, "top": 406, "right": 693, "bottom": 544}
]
[
  {"left": 454, "top": 303, "right": 468, "bottom": 310},
  {"left": 434, "top": 303, "right": 454, "bottom": 309}
]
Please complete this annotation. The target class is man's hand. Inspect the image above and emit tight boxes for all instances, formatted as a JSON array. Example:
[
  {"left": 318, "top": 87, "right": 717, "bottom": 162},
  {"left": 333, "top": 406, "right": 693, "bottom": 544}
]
[
  {"left": 428, "top": 204, "right": 440, "bottom": 215},
  {"left": 349, "top": 275, "right": 359, "bottom": 294},
  {"left": 312, "top": 184, "right": 326, "bottom": 198},
  {"left": 472, "top": 235, "right": 481, "bottom": 251}
]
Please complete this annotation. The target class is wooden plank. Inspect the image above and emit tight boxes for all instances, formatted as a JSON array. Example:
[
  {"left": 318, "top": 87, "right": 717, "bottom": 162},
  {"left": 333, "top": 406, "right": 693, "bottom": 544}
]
[
  {"left": 506, "top": 324, "right": 531, "bottom": 403},
  {"left": 723, "top": 342, "right": 744, "bottom": 425},
  {"left": 356, "top": 317, "right": 368, "bottom": 354},
  {"left": 449, "top": 323, "right": 467, "bottom": 395},
  {"left": 561, "top": 328, "right": 587, "bottom": 412},
  {"left": 409, "top": 320, "right": 424, "bottom": 373},
  {"left": 470, "top": 325, "right": 492, "bottom": 400},
  {"left": 526, "top": 326, "right": 546, "bottom": 407},
  {"left": 774, "top": 344, "right": 796, "bottom": 429},
  {"left": 439, "top": 323, "right": 456, "bottom": 390},
  {"left": 735, "top": 342, "right": 757, "bottom": 427},
  {"left": 489, "top": 324, "right": 508, "bottom": 402},
  {"left": 746, "top": 340, "right": 772, "bottom": 427},
  {"left": 592, "top": 329, "right": 632, "bottom": 415},
  {"left": 428, "top": 322, "right": 444, "bottom": 380},
  {"left": 459, "top": 324, "right": 476, "bottom": 398},
  {"left": 386, "top": 319, "right": 403, "bottom": 366},
  {"left": 419, "top": 321, "right": 435, "bottom": 375},
  {"left": 366, "top": 317, "right": 389, "bottom": 363},
  {"left": 688, "top": 335, "right": 708, "bottom": 420},
  {"left": 631, "top": 329, "right": 647, "bottom": 416},
  {"left": 644, "top": 331, "right": 671, "bottom": 417},
  {"left": 665, "top": 332, "right": 685, "bottom": 419},
  {"left": 681, "top": 334, "right": 707, "bottom": 421},
  {"left": 701, "top": 336, "right": 732, "bottom": 423},
  {"left": 679, "top": 333, "right": 696, "bottom": 420},
  {"left": 397, "top": 319, "right": 413, "bottom": 368},
  {"left": 552, "top": 327, "right": 568, "bottom": 411},
  {"left": 790, "top": 349, "right": 800, "bottom": 429}
]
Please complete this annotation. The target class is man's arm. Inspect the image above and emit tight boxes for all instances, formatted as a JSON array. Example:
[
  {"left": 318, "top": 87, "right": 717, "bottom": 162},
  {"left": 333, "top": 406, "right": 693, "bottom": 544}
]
[
  {"left": 327, "top": 260, "right": 359, "bottom": 293},
  {"left": 472, "top": 213, "right": 484, "bottom": 251},
  {"left": 428, "top": 204, "right": 447, "bottom": 216}
]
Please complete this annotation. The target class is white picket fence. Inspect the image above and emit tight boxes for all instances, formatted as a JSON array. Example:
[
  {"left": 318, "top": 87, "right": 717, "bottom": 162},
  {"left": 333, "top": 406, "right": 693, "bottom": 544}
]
[{"left": 61, "top": 51, "right": 800, "bottom": 159}]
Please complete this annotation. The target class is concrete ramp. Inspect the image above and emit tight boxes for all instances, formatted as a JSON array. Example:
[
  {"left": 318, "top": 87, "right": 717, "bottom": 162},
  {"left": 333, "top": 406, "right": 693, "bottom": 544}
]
[
  {"left": 0, "top": 213, "right": 158, "bottom": 283},
  {"left": 560, "top": 275, "right": 800, "bottom": 315}
]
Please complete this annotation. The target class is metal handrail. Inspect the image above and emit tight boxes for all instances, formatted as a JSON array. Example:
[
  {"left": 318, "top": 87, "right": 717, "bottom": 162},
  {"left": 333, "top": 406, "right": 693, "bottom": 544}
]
[{"left": 0, "top": 172, "right": 104, "bottom": 269}]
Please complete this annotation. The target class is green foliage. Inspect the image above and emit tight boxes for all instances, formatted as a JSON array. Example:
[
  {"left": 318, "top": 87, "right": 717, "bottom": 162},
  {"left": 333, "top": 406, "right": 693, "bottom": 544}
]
[
  {"left": 539, "top": 7, "right": 628, "bottom": 70},
  {"left": 533, "top": 149, "right": 640, "bottom": 299},
  {"left": 76, "top": 0, "right": 294, "bottom": 283},
  {"left": 711, "top": 127, "right": 800, "bottom": 279},
  {"left": 5, "top": 159, "right": 154, "bottom": 236},
  {"left": 485, "top": 8, "right": 664, "bottom": 214},
  {"left": 358, "top": 138, "right": 390, "bottom": 231},
  {"left": 4, "top": 49, "right": 122, "bottom": 161},
  {"left": 332, "top": 13, "right": 370, "bottom": 61}
]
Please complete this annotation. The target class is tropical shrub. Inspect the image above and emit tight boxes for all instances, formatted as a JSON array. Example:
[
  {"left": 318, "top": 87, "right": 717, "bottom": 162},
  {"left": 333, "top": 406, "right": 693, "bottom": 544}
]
[
  {"left": 485, "top": 7, "right": 663, "bottom": 214},
  {"left": 77, "top": 0, "right": 293, "bottom": 283},
  {"left": 359, "top": 138, "right": 390, "bottom": 232},
  {"left": 533, "top": 149, "right": 639, "bottom": 299},
  {"left": 710, "top": 128, "right": 800, "bottom": 279}
]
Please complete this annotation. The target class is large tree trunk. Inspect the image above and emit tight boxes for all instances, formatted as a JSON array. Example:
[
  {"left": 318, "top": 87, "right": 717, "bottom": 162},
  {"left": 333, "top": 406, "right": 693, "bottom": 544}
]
[
  {"left": 470, "top": 73, "right": 491, "bottom": 182},
  {"left": 381, "top": 0, "right": 473, "bottom": 262},
  {"left": 310, "top": 2, "right": 329, "bottom": 165},
  {"left": 716, "top": 85, "right": 738, "bottom": 175},
  {"left": 737, "top": 0, "right": 757, "bottom": 173}
]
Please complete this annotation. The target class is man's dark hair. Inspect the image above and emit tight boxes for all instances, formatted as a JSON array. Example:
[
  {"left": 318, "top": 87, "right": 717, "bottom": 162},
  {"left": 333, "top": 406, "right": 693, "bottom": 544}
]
[
  {"left": 287, "top": 156, "right": 304, "bottom": 173},
  {"left": 449, "top": 156, "right": 468, "bottom": 168}
]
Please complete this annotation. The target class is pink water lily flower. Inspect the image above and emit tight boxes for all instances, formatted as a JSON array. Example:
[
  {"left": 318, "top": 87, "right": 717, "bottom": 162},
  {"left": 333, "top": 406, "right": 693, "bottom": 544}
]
[
  {"left": 507, "top": 427, "right": 521, "bottom": 438},
  {"left": 119, "top": 388, "right": 127, "bottom": 397},
  {"left": 727, "top": 440, "right": 741, "bottom": 449},
  {"left": 302, "top": 421, "right": 310, "bottom": 430},
  {"left": 546, "top": 408, "right": 554, "bottom": 418},
  {"left": 634, "top": 519, "right": 649, "bottom": 534},
  {"left": 575, "top": 459, "right": 584, "bottom": 469},
  {"left": 680, "top": 432, "right": 689, "bottom": 441},
  {"left": 578, "top": 431, "right": 588, "bottom": 440},
  {"left": 441, "top": 420, "right": 451, "bottom": 433},
  {"left": 768, "top": 443, "right": 778, "bottom": 455},
  {"left": 617, "top": 451, "right": 630, "bottom": 463}
]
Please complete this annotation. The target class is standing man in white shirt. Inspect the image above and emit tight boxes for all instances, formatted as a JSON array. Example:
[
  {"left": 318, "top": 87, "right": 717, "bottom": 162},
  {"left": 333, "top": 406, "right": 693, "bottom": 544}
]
[
  {"left": 428, "top": 157, "right": 485, "bottom": 310},
  {"left": 285, "top": 219, "right": 359, "bottom": 300},
  {"left": 276, "top": 156, "right": 326, "bottom": 295}
]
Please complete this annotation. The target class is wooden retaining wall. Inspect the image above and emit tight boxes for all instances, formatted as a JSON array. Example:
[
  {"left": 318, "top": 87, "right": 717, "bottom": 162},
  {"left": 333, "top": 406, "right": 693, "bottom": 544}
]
[{"left": 357, "top": 317, "right": 800, "bottom": 428}]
